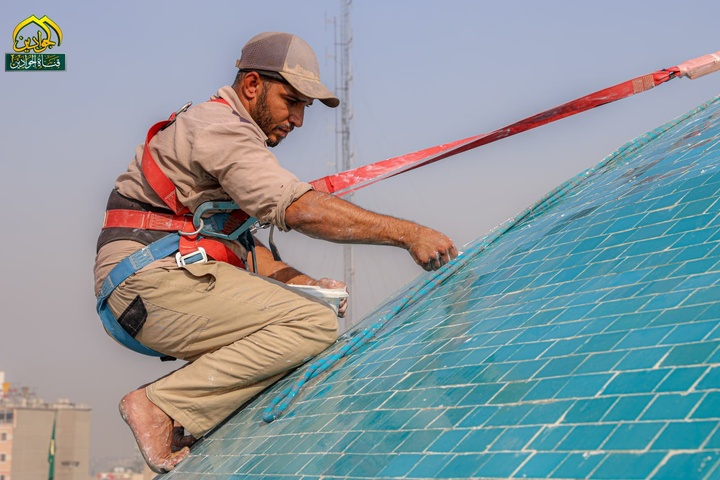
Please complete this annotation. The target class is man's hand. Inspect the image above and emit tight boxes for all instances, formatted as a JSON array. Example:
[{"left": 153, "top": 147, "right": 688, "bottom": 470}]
[
  {"left": 286, "top": 191, "right": 460, "bottom": 272},
  {"left": 310, "top": 277, "right": 348, "bottom": 317},
  {"left": 407, "top": 227, "right": 459, "bottom": 271}
]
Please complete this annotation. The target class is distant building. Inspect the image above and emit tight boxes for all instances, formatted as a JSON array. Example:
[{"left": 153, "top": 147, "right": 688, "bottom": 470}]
[{"left": 0, "top": 372, "right": 91, "bottom": 480}]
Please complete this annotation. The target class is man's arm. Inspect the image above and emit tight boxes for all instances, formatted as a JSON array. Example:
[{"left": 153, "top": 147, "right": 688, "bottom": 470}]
[
  {"left": 249, "top": 241, "right": 313, "bottom": 284},
  {"left": 284, "top": 190, "right": 458, "bottom": 271},
  {"left": 249, "top": 241, "right": 348, "bottom": 317}
]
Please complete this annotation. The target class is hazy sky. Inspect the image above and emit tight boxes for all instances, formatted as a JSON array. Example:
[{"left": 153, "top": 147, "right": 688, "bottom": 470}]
[{"left": 1, "top": 0, "right": 719, "bottom": 465}]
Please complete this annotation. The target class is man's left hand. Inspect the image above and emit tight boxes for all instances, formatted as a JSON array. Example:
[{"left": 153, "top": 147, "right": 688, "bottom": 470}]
[{"left": 311, "top": 277, "right": 348, "bottom": 317}]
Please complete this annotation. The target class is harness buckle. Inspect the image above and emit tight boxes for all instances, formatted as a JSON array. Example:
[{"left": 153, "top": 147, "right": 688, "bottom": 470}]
[
  {"left": 175, "top": 247, "right": 207, "bottom": 267},
  {"left": 162, "top": 101, "right": 193, "bottom": 131}
]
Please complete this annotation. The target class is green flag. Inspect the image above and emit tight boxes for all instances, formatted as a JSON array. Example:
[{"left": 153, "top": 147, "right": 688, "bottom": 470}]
[{"left": 48, "top": 415, "right": 56, "bottom": 480}]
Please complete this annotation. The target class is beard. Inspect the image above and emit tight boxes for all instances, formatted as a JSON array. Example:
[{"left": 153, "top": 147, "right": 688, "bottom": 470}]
[{"left": 250, "top": 86, "right": 283, "bottom": 148}]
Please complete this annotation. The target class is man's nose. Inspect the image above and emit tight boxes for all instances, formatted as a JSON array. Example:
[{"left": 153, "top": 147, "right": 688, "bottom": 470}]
[{"left": 289, "top": 106, "right": 304, "bottom": 128}]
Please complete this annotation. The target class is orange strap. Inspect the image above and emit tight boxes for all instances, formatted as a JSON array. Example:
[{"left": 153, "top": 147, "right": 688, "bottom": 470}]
[
  {"left": 103, "top": 209, "right": 194, "bottom": 231},
  {"left": 140, "top": 98, "right": 234, "bottom": 214}
]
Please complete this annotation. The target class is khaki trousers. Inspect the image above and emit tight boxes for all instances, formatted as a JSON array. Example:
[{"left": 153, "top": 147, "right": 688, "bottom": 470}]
[{"left": 107, "top": 261, "right": 339, "bottom": 437}]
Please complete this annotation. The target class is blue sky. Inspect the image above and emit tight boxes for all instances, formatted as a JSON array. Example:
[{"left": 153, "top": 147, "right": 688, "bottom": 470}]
[{"left": 1, "top": 0, "right": 719, "bottom": 465}]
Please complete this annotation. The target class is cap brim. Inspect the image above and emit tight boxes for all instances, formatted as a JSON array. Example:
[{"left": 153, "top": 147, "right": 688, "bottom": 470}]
[{"left": 280, "top": 72, "right": 340, "bottom": 108}]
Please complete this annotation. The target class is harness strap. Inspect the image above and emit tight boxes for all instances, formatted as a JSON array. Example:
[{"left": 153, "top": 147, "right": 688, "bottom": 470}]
[
  {"left": 142, "top": 118, "right": 190, "bottom": 215},
  {"left": 102, "top": 209, "right": 246, "bottom": 268},
  {"left": 103, "top": 209, "right": 195, "bottom": 231},
  {"left": 97, "top": 234, "right": 182, "bottom": 357},
  {"left": 140, "top": 98, "right": 231, "bottom": 214},
  {"left": 99, "top": 97, "right": 253, "bottom": 356},
  {"left": 177, "top": 233, "right": 245, "bottom": 268}
]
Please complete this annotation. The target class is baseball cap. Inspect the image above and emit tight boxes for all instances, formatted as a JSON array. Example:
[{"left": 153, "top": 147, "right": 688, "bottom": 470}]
[{"left": 236, "top": 32, "right": 340, "bottom": 108}]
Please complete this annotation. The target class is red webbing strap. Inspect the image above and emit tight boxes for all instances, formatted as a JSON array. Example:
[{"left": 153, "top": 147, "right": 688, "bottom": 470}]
[
  {"left": 142, "top": 116, "right": 189, "bottom": 215},
  {"left": 141, "top": 98, "right": 231, "bottom": 215},
  {"left": 311, "top": 50, "right": 720, "bottom": 197},
  {"left": 178, "top": 235, "right": 245, "bottom": 268},
  {"left": 137, "top": 96, "right": 249, "bottom": 269},
  {"left": 103, "top": 209, "right": 194, "bottom": 231}
]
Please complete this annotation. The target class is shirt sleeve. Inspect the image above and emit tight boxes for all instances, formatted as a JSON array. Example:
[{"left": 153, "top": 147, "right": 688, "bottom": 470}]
[{"left": 191, "top": 116, "right": 313, "bottom": 231}]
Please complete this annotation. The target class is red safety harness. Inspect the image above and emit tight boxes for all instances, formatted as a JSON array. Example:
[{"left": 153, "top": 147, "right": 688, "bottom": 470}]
[{"left": 102, "top": 98, "right": 250, "bottom": 269}]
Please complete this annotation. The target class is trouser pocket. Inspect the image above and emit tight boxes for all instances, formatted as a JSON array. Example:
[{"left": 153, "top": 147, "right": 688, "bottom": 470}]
[{"left": 117, "top": 295, "right": 147, "bottom": 337}]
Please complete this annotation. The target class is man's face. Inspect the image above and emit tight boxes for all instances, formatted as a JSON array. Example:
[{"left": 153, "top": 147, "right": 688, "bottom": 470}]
[{"left": 250, "top": 79, "right": 313, "bottom": 148}]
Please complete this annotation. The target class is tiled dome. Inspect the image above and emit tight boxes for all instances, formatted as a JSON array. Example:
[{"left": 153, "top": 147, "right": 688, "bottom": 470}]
[{"left": 164, "top": 94, "right": 720, "bottom": 479}]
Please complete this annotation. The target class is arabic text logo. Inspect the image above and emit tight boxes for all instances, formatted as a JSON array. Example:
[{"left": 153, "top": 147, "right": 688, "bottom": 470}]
[{"left": 5, "top": 15, "right": 66, "bottom": 72}]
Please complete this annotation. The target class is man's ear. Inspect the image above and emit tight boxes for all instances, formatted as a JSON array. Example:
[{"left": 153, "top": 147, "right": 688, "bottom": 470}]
[{"left": 242, "top": 71, "right": 262, "bottom": 101}]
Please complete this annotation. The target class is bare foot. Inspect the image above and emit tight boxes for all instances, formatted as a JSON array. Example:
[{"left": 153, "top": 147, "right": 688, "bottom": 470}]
[
  {"left": 119, "top": 389, "right": 190, "bottom": 473},
  {"left": 172, "top": 424, "right": 198, "bottom": 451}
]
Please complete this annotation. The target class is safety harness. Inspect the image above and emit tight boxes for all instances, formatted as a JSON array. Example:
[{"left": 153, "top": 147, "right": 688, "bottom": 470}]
[{"left": 96, "top": 98, "right": 257, "bottom": 357}]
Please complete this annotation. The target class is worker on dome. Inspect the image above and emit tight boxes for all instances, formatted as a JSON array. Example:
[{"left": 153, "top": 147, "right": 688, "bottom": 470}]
[{"left": 94, "top": 31, "right": 457, "bottom": 473}]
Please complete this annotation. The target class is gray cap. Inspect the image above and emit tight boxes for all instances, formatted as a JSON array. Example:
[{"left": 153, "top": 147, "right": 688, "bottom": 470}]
[{"left": 236, "top": 32, "right": 339, "bottom": 108}]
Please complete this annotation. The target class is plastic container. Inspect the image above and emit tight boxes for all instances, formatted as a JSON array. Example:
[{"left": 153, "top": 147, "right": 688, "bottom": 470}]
[{"left": 289, "top": 285, "right": 348, "bottom": 315}]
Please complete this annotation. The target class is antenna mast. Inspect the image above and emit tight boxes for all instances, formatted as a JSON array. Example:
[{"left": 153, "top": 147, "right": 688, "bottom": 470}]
[{"left": 338, "top": 0, "right": 354, "bottom": 328}]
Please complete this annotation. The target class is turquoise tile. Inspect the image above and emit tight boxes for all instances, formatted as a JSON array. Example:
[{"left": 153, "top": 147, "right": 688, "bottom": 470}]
[
  {"left": 685, "top": 285, "right": 720, "bottom": 306},
  {"left": 423, "top": 408, "right": 473, "bottom": 431},
  {"left": 588, "top": 298, "right": 649, "bottom": 319},
  {"left": 602, "top": 369, "right": 671, "bottom": 395},
  {"left": 515, "top": 452, "right": 567, "bottom": 478},
  {"left": 697, "top": 366, "right": 720, "bottom": 390},
  {"left": 375, "top": 454, "right": 424, "bottom": 477},
  {"left": 650, "top": 305, "right": 709, "bottom": 327},
  {"left": 475, "top": 452, "right": 531, "bottom": 478},
  {"left": 677, "top": 272, "right": 720, "bottom": 290},
  {"left": 624, "top": 236, "right": 681, "bottom": 257},
  {"left": 653, "top": 451, "right": 720, "bottom": 479},
  {"left": 427, "top": 430, "right": 470, "bottom": 453},
  {"left": 557, "top": 424, "right": 615, "bottom": 450},
  {"left": 345, "top": 454, "right": 395, "bottom": 477},
  {"left": 564, "top": 397, "right": 617, "bottom": 423},
  {"left": 673, "top": 243, "right": 717, "bottom": 262},
  {"left": 524, "top": 377, "right": 571, "bottom": 401},
  {"left": 406, "top": 454, "right": 453, "bottom": 478},
  {"left": 591, "top": 453, "right": 667, "bottom": 479},
  {"left": 642, "top": 291, "right": 694, "bottom": 311},
  {"left": 660, "top": 341, "right": 720, "bottom": 366},
  {"left": 636, "top": 279, "right": 683, "bottom": 300},
  {"left": 675, "top": 258, "right": 720, "bottom": 277},
  {"left": 485, "top": 404, "right": 534, "bottom": 427},
  {"left": 575, "top": 331, "right": 627, "bottom": 354},
  {"left": 527, "top": 425, "right": 573, "bottom": 450},
  {"left": 601, "top": 422, "right": 664, "bottom": 450},
  {"left": 641, "top": 393, "right": 704, "bottom": 420},
  {"left": 602, "top": 392, "right": 654, "bottom": 424},
  {"left": 535, "top": 355, "right": 585, "bottom": 378},
  {"left": 556, "top": 373, "right": 614, "bottom": 399},
  {"left": 574, "top": 351, "right": 625, "bottom": 374},
  {"left": 662, "top": 321, "right": 717, "bottom": 344},
  {"left": 551, "top": 452, "right": 606, "bottom": 478},
  {"left": 457, "top": 383, "right": 504, "bottom": 406},
  {"left": 297, "top": 453, "right": 342, "bottom": 475},
  {"left": 703, "top": 428, "right": 720, "bottom": 449},
  {"left": 437, "top": 454, "right": 489, "bottom": 478},
  {"left": 651, "top": 420, "right": 717, "bottom": 449},
  {"left": 615, "top": 346, "right": 671, "bottom": 370},
  {"left": 503, "top": 359, "right": 549, "bottom": 381},
  {"left": 521, "top": 401, "right": 574, "bottom": 426},
  {"left": 456, "top": 406, "right": 499, "bottom": 428},
  {"left": 395, "top": 430, "right": 443, "bottom": 453},
  {"left": 488, "top": 426, "right": 541, "bottom": 451},
  {"left": 402, "top": 409, "right": 444, "bottom": 430},
  {"left": 656, "top": 366, "right": 707, "bottom": 392}
]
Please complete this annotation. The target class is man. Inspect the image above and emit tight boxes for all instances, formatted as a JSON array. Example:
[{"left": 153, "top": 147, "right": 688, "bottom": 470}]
[{"left": 94, "top": 31, "right": 457, "bottom": 473}]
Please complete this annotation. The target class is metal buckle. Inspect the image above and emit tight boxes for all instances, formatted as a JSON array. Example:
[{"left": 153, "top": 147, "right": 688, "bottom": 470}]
[
  {"left": 161, "top": 101, "right": 193, "bottom": 131},
  {"left": 175, "top": 247, "right": 207, "bottom": 267}
]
